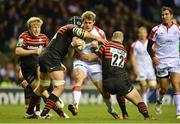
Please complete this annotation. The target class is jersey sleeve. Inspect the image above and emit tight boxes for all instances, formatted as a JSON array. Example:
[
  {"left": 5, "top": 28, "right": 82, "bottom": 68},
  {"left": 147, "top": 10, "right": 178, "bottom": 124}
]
[
  {"left": 130, "top": 42, "right": 136, "bottom": 56},
  {"left": 72, "top": 27, "right": 86, "bottom": 39},
  {"left": 16, "top": 35, "right": 27, "bottom": 47},
  {"left": 96, "top": 44, "right": 106, "bottom": 58},
  {"left": 148, "top": 25, "right": 159, "bottom": 42}
]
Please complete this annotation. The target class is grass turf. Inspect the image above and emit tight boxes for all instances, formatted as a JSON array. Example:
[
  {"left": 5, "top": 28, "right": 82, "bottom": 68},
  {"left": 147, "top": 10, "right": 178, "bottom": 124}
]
[{"left": 0, "top": 104, "right": 179, "bottom": 123}]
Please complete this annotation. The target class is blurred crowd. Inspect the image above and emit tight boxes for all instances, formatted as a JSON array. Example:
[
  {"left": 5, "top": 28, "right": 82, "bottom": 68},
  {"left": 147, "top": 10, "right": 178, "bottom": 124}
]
[{"left": 0, "top": 0, "right": 179, "bottom": 87}]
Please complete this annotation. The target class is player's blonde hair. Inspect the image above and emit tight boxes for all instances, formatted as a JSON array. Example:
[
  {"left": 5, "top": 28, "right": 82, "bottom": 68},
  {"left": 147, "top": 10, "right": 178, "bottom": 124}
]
[
  {"left": 138, "top": 26, "right": 147, "bottom": 32},
  {"left": 27, "top": 17, "right": 43, "bottom": 28},
  {"left": 111, "top": 31, "right": 124, "bottom": 43},
  {"left": 81, "top": 11, "right": 96, "bottom": 22}
]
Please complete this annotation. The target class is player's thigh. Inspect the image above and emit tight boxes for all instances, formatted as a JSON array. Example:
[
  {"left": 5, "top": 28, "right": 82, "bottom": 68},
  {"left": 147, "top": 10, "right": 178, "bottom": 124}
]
[
  {"left": 126, "top": 88, "right": 143, "bottom": 105},
  {"left": 73, "top": 66, "right": 87, "bottom": 85},
  {"left": 21, "top": 65, "right": 38, "bottom": 85},
  {"left": 170, "top": 72, "right": 180, "bottom": 92},
  {"left": 147, "top": 79, "right": 157, "bottom": 90}
]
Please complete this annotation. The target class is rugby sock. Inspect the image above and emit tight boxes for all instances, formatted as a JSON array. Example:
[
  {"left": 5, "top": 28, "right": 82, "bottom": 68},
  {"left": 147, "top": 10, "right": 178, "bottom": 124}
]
[
  {"left": 35, "top": 98, "right": 41, "bottom": 111},
  {"left": 72, "top": 86, "right": 81, "bottom": 108},
  {"left": 174, "top": 92, "right": 180, "bottom": 116},
  {"left": 52, "top": 104, "right": 64, "bottom": 117},
  {"left": 142, "top": 93, "right": 147, "bottom": 105},
  {"left": 41, "top": 94, "right": 58, "bottom": 116},
  {"left": 137, "top": 102, "right": 149, "bottom": 118},
  {"left": 26, "top": 92, "right": 40, "bottom": 114},
  {"left": 116, "top": 95, "right": 128, "bottom": 116},
  {"left": 104, "top": 98, "right": 115, "bottom": 113}
]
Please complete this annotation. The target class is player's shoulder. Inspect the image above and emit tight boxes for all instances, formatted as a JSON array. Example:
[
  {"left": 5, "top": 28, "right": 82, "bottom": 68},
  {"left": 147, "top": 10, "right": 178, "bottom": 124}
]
[
  {"left": 93, "top": 26, "right": 105, "bottom": 33},
  {"left": 131, "top": 40, "right": 138, "bottom": 47},
  {"left": 19, "top": 31, "right": 29, "bottom": 38},
  {"left": 173, "top": 23, "right": 180, "bottom": 30},
  {"left": 151, "top": 24, "right": 161, "bottom": 32}
]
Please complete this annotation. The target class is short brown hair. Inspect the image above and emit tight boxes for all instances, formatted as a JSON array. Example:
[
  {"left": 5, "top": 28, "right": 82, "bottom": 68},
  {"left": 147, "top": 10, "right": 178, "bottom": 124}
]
[
  {"left": 81, "top": 11, "right": 96, "bottom": 22},
  {"left": 161, "top": 6, "right": 173, "bottom": 15}
]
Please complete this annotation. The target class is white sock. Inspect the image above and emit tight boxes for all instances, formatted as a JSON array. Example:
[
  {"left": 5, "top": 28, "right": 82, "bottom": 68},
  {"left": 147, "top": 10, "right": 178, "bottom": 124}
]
[
  {"left": 174, "top": 92, "right": 180, "bottom": 116},
  {"left": 103, "top": 98, "right": 115, "bottom": 113},
  {"left": 72, "top": 91, "right": 81, "bottom": 108},
  {"left": 142, "top": 93, "right": 147, "bottom": 105}
]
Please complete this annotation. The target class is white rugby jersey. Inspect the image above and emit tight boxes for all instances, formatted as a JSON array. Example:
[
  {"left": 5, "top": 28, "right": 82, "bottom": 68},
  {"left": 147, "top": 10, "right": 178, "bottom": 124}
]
[
  {"left": 81, "top": 26, "right": 106, "bottom": 54},
  {"left": 149, "top": 24, "right": 180, "bottom": 64},
  {"left": 131, "top": 40, "right": 153, "bottom": 67}
]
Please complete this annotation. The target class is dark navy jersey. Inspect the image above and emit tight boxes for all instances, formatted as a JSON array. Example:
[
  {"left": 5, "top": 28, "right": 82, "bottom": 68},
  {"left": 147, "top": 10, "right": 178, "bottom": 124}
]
[
  {"left": 17, "top": 31, "right": 49, "bottom": 66},
  {"left": 97, "top": 41, "right": 129, "bottom": 80}
]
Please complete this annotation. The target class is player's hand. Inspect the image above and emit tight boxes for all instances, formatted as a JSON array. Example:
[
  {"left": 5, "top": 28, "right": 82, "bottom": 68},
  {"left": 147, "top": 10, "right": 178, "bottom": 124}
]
[
  {"left": 91, "top": 40, "right": 98, "bottom": 48},
  {"left": 61, "top": 64, "right": 67, "bottom": 73},
  {"left": 96, "top": 37, "right": 108, "bottom": 45},
  {"left": 71, "top": 37, "right": 83, "bottom": 47},
  {"left": 152, "top": 56, "right": 160, "bottom": 65},
  {"left": 35, "top": 48, "right": 43, "bottom": 55}
]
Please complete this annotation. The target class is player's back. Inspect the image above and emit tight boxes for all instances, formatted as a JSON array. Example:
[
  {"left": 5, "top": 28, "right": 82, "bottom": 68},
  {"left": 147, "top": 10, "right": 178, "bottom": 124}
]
[
  {"left": 98, "top": 41, "right": 128, "bottom": 80},
  {"left": 46, "top": 24, "right": 75, "bottom": 58}
]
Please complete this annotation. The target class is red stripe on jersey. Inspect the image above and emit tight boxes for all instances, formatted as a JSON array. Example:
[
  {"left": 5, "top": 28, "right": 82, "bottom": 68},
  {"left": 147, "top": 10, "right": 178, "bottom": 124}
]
[
  {"left": 94, "top": 26, "right": 106, "bottom": 39},
  {"left": 148, "top": 24, "right": 160, "bottom": 39},
  {"left": 130, "top": 42, "right": 136, "bottom": 55},
  {"left": 19, "top": 31, "right": 49, "bottom": 46},
  {"left": 105, "top": 56, "right": 112, "bottom": 59}
]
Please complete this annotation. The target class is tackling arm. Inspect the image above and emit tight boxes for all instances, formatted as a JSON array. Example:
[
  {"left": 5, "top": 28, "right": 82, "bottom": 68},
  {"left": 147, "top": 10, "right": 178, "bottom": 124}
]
[{"left": 72, "top": 28, "right": 108, "bottom": 44}]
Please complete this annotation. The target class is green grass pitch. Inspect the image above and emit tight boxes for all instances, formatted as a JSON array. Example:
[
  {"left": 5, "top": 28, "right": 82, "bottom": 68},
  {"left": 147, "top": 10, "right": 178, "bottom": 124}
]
[{"left": 0, "top": 104, "right": 180, "bottom": 123}]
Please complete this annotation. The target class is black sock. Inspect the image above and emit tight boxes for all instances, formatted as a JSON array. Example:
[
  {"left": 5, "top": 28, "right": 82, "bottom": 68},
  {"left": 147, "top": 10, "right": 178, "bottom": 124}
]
[{"left": 26, "top": 92, "right": 40, "bottom": 114}]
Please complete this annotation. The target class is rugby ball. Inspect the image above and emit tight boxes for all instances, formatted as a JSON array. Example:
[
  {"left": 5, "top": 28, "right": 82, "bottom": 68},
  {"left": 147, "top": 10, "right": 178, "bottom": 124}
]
[{"left": 76, "top": 39, "right": 86, "bottom": 51}]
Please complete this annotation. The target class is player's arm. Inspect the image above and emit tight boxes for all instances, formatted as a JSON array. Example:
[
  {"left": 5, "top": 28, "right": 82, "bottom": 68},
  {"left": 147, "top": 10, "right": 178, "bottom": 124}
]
[
  {"left": 130, "top": 49, "right": 139, "bottom": 77},
  {"left": 147, "top": 39, "right": 156, "bottom": 58},
  {"left": 147, "top": 39, "right": 160, "bottom": 65},
  {"left": 72, "top": 28, "right": 108, "bottom": 44},
  {"left": 15, "top": 47, "right": 42, "bottom": 56}
]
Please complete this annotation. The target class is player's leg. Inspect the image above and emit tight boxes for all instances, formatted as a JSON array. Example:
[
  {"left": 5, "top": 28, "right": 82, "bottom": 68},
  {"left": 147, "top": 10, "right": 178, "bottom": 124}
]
[
  {"left": 41, "top": 83, "right": 69, "bottom": 118},
  {"left": 125, "top": 87, "right": 152, "bottom": 120},
  {"left": 68, "top": 66, "right": 87, "bottom": 115},
  {"left": 116, "top": 95, "right": 128, "bottom": 119},
  {"left": 146, "top": 79, "right": 157, "bottom": 103},
  {"left": 92, "top": 74, "right": 119, "bottom": 119},
  {"left": 155, "top": 77, "right": 169, "bottom": 114},
  {"left": 40, "top": 70, "right": 65, "bottom": 118},
  {"left": 139, "top": 80, "right": 148, "bottom": 105},
  {"left": 170, "top": 71, "right": 180, "bottom": 119}
]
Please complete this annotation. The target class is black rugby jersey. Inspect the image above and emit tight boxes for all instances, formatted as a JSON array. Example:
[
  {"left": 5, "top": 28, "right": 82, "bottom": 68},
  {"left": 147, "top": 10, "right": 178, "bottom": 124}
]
[
  {"left": 97, "top": 41, "right": 129, "bottom": 80},
  {"left": 46, "top": 24, "right": 85, "bottom": 59},
  {"left": 17, "top": 31, "right": 49, "bottom": 66}
]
